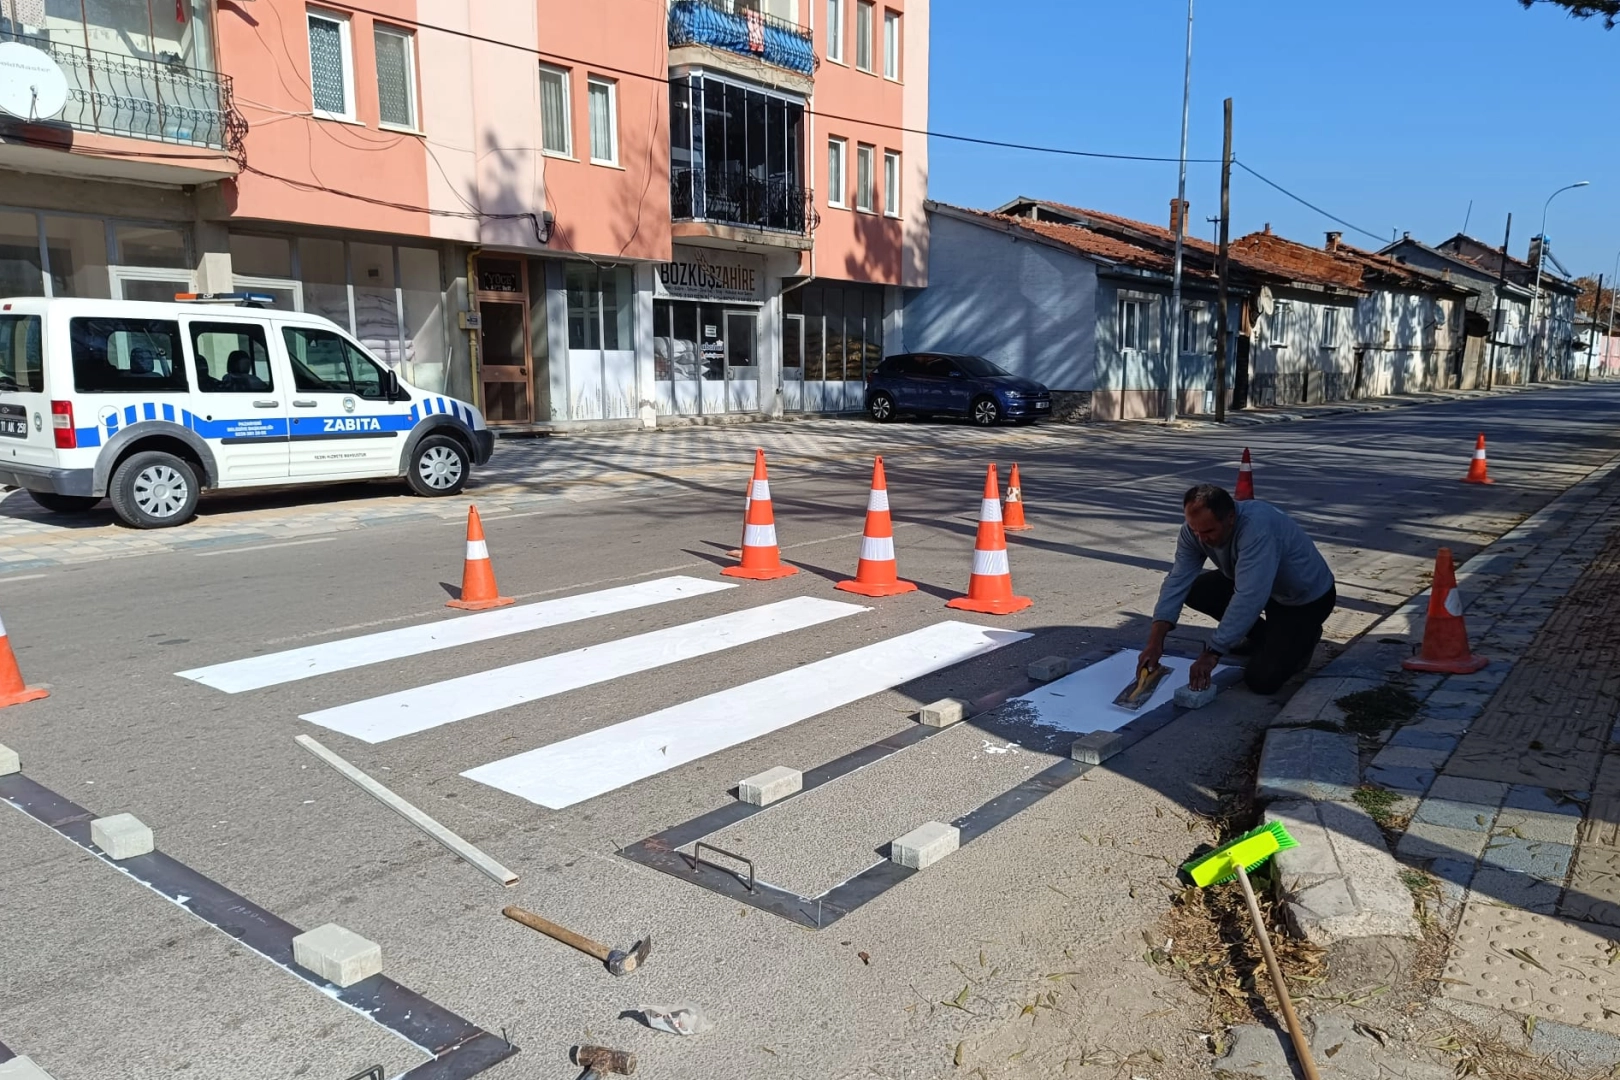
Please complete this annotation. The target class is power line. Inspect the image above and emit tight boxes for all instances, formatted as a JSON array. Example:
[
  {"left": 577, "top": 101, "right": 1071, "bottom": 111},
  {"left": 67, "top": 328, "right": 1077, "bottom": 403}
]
[{"left": 1231, "top": 161, "right": 1389, "bottom": 244}]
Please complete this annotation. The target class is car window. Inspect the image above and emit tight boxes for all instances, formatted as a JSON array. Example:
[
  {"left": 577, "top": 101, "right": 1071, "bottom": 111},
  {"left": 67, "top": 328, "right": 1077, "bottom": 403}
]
[
  {"left": 877, "top": 356, "right": 909, "bottom": 377},
  {"left": 283, "top": 326, "right": 389, "bottom": 399},
  {"left": 70, "top": 317, "right": 188, "bottom": 393},
  {"left": 192, "top": 322, "right": 274, "bottom": 393},
  {"left": 0, "top": 315, "right": 43, "bottom": 393},
  {"left": 953, "top": 355, "right": 1010, "bottom": 378},
  {"left": 915, "top": 356, "right": 955, "bottom": 378}
]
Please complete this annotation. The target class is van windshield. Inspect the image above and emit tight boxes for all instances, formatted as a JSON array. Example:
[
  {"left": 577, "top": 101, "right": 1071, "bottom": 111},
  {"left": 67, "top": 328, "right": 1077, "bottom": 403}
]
[{"left": 0, "top": 315, "right": 44, "bottom": 394}]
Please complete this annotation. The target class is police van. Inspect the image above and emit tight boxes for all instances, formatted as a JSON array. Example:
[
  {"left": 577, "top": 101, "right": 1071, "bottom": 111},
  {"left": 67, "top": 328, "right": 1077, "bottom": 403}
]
[{"left": 0, "top": 294, "right": 494, "bottom": 529}]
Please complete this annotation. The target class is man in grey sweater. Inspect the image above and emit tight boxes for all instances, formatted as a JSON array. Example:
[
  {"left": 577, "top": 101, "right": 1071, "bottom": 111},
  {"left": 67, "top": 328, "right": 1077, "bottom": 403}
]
[{"left": 1140, "top": 484, "right": 1336, "bottom": 695}]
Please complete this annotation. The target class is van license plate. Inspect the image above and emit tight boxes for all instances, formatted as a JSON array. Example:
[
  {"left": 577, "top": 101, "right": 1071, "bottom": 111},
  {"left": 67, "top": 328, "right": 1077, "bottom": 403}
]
[{"left": 0, "top": 417, "right": 26, "bottom": 438}]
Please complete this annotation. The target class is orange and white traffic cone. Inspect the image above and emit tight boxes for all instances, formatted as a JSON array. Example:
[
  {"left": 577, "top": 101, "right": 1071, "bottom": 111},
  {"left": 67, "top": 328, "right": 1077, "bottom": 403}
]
[
  {"left": 1402, "top": 547, "right": 1487, "bottom": 674},
  {"left": 947, "top": 464, "right": 1032, "bottom": 615},
  {"left": 836, "top": 456, "right": 917, "bottom": 597},
  {"left": 722, "top": 449, "right": 798, "bottom": 580},
  {"left": 1461, "top": 433, "right": 1495, "bottom": 485},
  {"left": 726, "top": 473, "right": 751, "bottom": 561},
  {"left": 1235, "top": 447, "right": 1255, "bottom": 501},
  {"left": 0, "top": 612, "right": 48, "bottom": 709},
  {"left": 447, "top": 505, "right": 514, "bottom": 610},
  {"left": 1003, "top": 462, "right": 1032, "bottom": 531}
]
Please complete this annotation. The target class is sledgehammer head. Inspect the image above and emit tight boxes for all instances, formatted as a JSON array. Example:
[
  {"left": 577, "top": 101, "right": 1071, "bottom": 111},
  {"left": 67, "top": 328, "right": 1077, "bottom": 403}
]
[
  {"left": 573, "top": 1045, "right": 637, "bottom": 1076},
  {"left": 605, "top": 934, "right": 652, "bottom": 976}
]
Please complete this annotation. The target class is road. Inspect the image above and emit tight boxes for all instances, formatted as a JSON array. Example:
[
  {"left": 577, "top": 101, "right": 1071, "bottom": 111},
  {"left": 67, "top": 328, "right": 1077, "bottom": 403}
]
[{"left": 1, "top": 385, "right": 1617, "bottom": 1080}]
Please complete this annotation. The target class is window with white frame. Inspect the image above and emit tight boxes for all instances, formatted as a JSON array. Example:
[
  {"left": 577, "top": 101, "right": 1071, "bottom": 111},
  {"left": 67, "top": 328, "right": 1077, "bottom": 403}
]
[
  {"left": 307, "top": 8, "right": 355, "bottom": 121},
  {"left": 539, "top": 65, "right": 572, "bottom": 156},
  {"left": 827, "top": 137, "right": 847, "bottom": 207},
  {"left": 883, "top": 150, "right": 900, "bottom": 217},
  {"left": 374, "top": 25, "right": 417, "bottom": 130},
  {"left": 883, "top": 9, "right": 900, "bottom": 79},
  {"left": 855, "top": 144, "right": 875, "bottom": 211},
  {"left": 826, "top": 0, "right": 845, "bottom": 62},
  {"left": 855, "top": 0, "right": 874, "bottom": 71},
  {"left": 1321, "top": 306, "right": 1340, "bottom": 347},
  {"left": 587, "top": 76, "right": 618, "bottom": 165},
  {"left": 1119, "top": 298, "right": 1146, "bottom": 351}
]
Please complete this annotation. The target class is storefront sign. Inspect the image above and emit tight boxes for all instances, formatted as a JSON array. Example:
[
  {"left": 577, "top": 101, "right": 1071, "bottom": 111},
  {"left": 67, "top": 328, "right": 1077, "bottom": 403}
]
[
  {"left": 656, "top": 248, "right": 765, "bottom": 305},
  {"left": 0, "top": 42, "right": 69, "bottom": 121}
]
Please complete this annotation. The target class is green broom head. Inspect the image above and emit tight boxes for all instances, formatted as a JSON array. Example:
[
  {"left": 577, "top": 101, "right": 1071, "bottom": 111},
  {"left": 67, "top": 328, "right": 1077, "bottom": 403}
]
[{"left": 1182, "top": 820, "right": 1298, "bottom": 888}]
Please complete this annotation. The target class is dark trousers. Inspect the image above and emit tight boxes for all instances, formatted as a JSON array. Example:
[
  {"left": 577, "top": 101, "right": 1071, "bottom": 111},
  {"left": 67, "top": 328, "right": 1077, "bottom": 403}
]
[{"left": 1186, "top": 570, "right": 1336, "bottom": 694}]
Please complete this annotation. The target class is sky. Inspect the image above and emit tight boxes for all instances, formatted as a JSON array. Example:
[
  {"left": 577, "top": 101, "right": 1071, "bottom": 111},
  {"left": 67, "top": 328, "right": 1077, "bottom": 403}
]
[{"left": 927, "top": 0, "right": 1620, "bottom": 279}]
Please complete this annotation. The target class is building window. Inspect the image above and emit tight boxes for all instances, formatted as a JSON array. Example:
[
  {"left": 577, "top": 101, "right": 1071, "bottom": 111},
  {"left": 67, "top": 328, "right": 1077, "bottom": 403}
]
[
  {"left": 374, "top": 25, "right": 418, "bottom": 130},
  {"left": 883, "top": 150, "right": 900, "bottom": 217},
  {"left": 855, "top": 0, "right": 874, "bottom": 71},
  {"left": 827, "top": 137, "right": 847, "bottom": 208},
  {"left": 1119, "top": 299, "right": 1146, "bottom": 351},
  {"left": 307, "top": 8, "right": 355, "bottom": 121},
  {"left": 883, "top": 10, "right": 900, "bottom": 79},
  {"left": 826, "top": 0, "right": 844, "bottom": 62},
  {"left": 1321, "top": 307, "right": 1339, "bottom": 347},
  {"left": 668, "top": 76, "right": 806, "bottom": 233},
  {"left": 588, "top": 76, "right": 618, "bottom": 165},
  {"left": 1180, "top": 305, "right": 1203, "bottom": 353},
  {"left": 855, "top": 144, "right": 874, "bottom": 211},
  {"left": 539, "top": 65, "right": 572, "bottom": 156}
]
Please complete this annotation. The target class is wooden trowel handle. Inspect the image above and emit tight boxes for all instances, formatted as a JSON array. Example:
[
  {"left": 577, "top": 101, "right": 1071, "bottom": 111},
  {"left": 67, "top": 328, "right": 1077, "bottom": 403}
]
[{"left": 502, "top": 905, "right": 609, "bottom": 961}]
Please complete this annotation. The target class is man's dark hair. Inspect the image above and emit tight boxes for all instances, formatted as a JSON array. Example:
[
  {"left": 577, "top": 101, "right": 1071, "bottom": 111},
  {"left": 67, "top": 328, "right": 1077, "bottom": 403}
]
[{"left": 1183, "top": 484, "right": 1236, "bottom": 519}]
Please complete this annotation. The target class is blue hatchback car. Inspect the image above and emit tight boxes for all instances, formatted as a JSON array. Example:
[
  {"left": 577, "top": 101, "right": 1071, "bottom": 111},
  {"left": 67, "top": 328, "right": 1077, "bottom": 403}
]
[{"left": 865, "top": 353, "right": 1052, "bottom": 426}]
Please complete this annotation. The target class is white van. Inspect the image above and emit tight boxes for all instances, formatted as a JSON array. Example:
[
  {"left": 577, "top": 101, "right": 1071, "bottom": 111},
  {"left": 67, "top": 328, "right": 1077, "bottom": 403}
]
[{"left": 0, "top": 295, "right": 494, "bottom": 528}]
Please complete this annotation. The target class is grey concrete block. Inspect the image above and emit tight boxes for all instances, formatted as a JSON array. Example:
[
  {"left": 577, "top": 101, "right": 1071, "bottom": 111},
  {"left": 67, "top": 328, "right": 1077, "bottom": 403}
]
[
  {"left": 1370, "top": 743, "right": 1453, "bottom": 772},
  {"left": 1469, "top": 866, "right": 1561, "bottom": 913},
  {"left": 1263, "top": 799, "right": 1419, "bottom": 945},
  {"left": 890, "top": 821, "right": 959, "bottom": 870},
  {"left": 1495, "top": 807, "right": 1581, "bottom": 845},
  {"left": 1070, "top": 730, "right": 1125, "bottom": 765},
  {"left": 1397, "top": 820, "right": 1491, "bottom": 862},
  {"left": 1503, "top": 784, "right": 1585, "bottom": 816},
  {"left": 738, "top": 766, "right": 801, "bottom": 807},
  {"left": 292, "top": 923, "right": 382, "bottom": 987},
  {"left": 89, "top": 813, "right": 153, "bottom": 860},
  {"left": 1411, "top": 796, "right": 1498, "bottom": 833},
  {"left": 0, "top": 742, "right": 17, "bottom": 776},
  {"left": 0, "top": 1056, "right": 59, "bottom": 1080},
  {"left": 1256, "top": 728, "right": 1359, "bottom": 803},
  {"left": 1428, "top": 775, "right": 1509, "bottom": 807},
  {"left": 1480, "top": 836, "right": 1574, "bottom": 879},
  {"left": 1363, "top": 763, "right": 1436, "bottom": 796},
  {"left": 918, "top": 697, "right": 969, "bottom": 727},
  {"left": 1174, "top": 683, "right": 1218, "bottom": 710},
  {"left": 1026, "top": 656, "right": 1070, "bottom": 681},
  {"left": 1387, "top": 728, "right": 1460, "bottom": 753},
  {"left": 1400, "top": 714, "right": 1472, "bottom": 737},
  {"left": 1530, "top": 1016, "right": 1620, "bottom": 1071}
]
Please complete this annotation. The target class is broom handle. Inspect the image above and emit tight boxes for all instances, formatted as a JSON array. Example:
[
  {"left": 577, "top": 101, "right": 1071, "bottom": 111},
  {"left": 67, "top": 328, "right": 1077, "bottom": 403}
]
[{"left": 1235, "top": 864, "right": 1321, "bottom": 1080}]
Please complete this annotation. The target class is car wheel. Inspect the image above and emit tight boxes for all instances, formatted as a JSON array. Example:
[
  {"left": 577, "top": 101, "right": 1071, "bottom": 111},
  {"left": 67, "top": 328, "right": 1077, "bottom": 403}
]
[
  {"left": 408, "top": 434, "right": 470, "bottom": 497},
  {"left": 868, "top": 391, "right": 897, "bottom": 423},
  {"left": 27, "top": 491, "right": 100, "bottom": 514},
  {"left": 971, "top": 396, "right": 1002, "bottom": 427},
  {"left": 109, "top": 451, "right": 199, "bottom": 529}
]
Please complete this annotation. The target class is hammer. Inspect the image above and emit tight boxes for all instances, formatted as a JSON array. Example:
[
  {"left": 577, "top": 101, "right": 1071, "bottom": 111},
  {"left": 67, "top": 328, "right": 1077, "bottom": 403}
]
[
  {"left": 573, "top": 1045, "right": 636, "bottom": 1078},
  {"left": 502, "top": 905, "right": 651, "bottom": 976}
]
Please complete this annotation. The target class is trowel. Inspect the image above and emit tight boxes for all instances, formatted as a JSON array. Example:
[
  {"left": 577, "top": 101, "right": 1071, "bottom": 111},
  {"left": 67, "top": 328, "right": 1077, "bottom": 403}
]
[{"left": 1112, "top": 660, "right": 1170, "bottom": 710}]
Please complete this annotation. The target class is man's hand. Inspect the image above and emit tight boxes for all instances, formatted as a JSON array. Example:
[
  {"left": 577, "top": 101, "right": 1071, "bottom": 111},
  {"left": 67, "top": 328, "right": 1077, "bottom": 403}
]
[
  {"left": 1138, "top": 620, "right": 1172, "bottom": 674},
  {"left": 1188, "top": 649, "right": 1220, "bottom": 691}
]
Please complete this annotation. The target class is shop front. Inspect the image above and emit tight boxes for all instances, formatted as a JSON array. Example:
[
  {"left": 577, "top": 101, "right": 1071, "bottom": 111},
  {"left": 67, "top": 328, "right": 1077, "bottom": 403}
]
[{"left": 652, "top": 246, "right": 764, "bottom": 417}]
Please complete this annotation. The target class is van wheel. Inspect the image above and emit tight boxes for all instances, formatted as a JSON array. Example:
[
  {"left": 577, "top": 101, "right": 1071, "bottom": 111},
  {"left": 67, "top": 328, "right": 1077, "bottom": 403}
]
[
  {"left": 408, "top": 435, "right": 469, "bottom": 497},
  {"left": 27, "top": 491, "right": 100, "bottom": 514},
  {"left": 109, "top": 451, "right": 199, "bottom": 528}
]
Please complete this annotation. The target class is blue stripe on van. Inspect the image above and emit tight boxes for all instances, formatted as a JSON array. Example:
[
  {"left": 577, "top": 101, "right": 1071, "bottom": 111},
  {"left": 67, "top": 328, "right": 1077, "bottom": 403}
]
[
  {"left": 75, "top": 427, "right": 102, "bottom": 448},
  {"left": 143, "top": 402, "right": 156, "bottom": 421},
  {"left": 161, "top": 403, "right": 175, "bottom": 422}
]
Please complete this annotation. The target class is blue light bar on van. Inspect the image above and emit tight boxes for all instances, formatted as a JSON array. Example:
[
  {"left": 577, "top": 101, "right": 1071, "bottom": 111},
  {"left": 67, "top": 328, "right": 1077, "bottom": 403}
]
[{"left": 174, "top": 292, "right": 277, "bottom": 306}]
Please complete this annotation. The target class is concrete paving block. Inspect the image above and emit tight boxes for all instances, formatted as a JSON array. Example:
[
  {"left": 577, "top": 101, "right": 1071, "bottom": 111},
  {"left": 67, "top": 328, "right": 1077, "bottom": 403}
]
[
  {"left": 1255, "top": 728, "right": 1359, "bottom": 803},
  {"left": 1481, "top": 836, "right": 1574, "bottom": 880},
  {"left": 890, "top": 821, "right": 959, "bottom": 870},
  {"left": 1173, "top": 683, "right": 1218, "bottom": 710},
  {"left": 1386, "top": 728, "right": 1460, "bottom": 753},
  {"left": 737, "top": 766, "right": 802, "bottom": 807},
  {"left": 1428, "top": 858, "right": 1477, "bottom": 909},
  {"left": 1428, "top": 776, "right": 1510, "bottom": 807},
  {"left": 0, "top": 742, "right": 17, "bottom": 776},
  {"left": 0, "top": 1057, "right": 59, "bottom": 1080},
  {"left": 1363, "top": 763, "right": 1436, "bottom": 797},
  {"left": 1069, "top": 730, "right": 1124, "bottom": 765},
  {"left": 1503, "top": 784, "right": 1585, "bottom": 816},
  {"left": 1397, "top": 820, "right": 1491, "bottom": 862},
  {"left": 1467, "top": 867, "right": 1562, "bottom": 913},
  {"left": 291, "top": 923, "right": 382, "bottom": 987},
  {"left": 89, "top": 813, "right": 153, "bottom": 860},
  {"left": 1495, "top": 807, "right": 1581, "bottom": 846},
  {"left": 1370, "top": 743, "right": 1453, "bottom": 772},
  {"left": 1412, "top": 796, "right": 1498, "bottom": 833},
  {"left": 1026, "top": 655, "right": 1070, "bottom": 682},
  {"left": 918, "top": 697, "right": 969, "bottom": 727},
  {"left": 1268, "top": 799, "right": 1420, "bottom": 944},
  {"left": 1530, "top": 1017, "right": 1620, "bottom": 1072}
]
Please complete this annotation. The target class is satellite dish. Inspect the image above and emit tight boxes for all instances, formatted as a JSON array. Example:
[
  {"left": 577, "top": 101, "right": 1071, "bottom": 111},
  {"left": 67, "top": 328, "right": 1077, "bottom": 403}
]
[
  {"left": 0, "top": 42, "right": 70, "bottom": 121},
  {"left": 1257, "top": 286, "right": 1275, "bottom": 316}
]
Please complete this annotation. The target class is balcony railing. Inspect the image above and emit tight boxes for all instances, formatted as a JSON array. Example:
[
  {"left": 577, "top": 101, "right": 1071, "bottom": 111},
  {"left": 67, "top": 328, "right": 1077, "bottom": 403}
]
[
  {"left": 673, "top": 165, "right": 809, "bottom": 235},
  {"left": 668, "top": 0, "right": 817, "bottom": 76},
  {"left": 0, "top": 35, "right": 242, "bottom": 153}
]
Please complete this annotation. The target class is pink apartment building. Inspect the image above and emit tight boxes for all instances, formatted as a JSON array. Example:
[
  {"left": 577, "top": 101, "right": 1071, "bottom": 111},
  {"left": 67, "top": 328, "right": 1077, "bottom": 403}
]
[{"left": 0, "top": 0, "right": 926, "bottom": 428}]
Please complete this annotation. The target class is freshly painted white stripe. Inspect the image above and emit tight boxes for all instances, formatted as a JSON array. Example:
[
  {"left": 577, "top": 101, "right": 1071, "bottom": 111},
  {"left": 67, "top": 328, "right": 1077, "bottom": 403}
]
[
  {"left": 866, "top": 488, "right": 890, "bottom": 512},
  {"left": 742, "top": 523, "right": 778, "bottom": 548},
  {"left": 302, "top": 596, "right": 866, "bottom": 743},
  {"left": 193, "top": 537, "right": 335, "bottom": 557},
  {"left": 751, "top": 479, "right": 772, "bottom": 501},
  {"left": 972, "top": 548, "right": 1010, "bottom": 577},
  {"left": 980, "top": 498, "right": 1003, "bottom": 522},
  {"left": 465, "top": 539, "right": 490, "bottom": 561},
  {"left": 178, "top": 576, "right": 736, "bottom": 693},
  {"left": 860, "top": 535, "right": 895, "bottom": 562},
  {"left": 1012, "top": 650, "right": 1226, "bottom": 736},
  {"left": 463, "top": 621, "right": 1032, "bottom": 809}
]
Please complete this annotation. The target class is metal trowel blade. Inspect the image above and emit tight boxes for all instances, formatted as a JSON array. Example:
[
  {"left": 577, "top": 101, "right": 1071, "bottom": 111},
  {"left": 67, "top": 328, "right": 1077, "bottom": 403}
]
[{"left": 1112, "top": 663, "right": 1170, "bottom": 710}]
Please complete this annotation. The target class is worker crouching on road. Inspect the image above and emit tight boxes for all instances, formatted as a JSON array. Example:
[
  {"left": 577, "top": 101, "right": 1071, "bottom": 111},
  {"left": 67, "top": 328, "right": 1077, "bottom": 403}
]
[{"left": 1140, "top": 483, "right": 1336, "bottom": 695}]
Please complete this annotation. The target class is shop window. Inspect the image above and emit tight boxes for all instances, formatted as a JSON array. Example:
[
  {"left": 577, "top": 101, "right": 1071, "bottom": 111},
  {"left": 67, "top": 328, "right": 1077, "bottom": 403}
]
[
  {"left": 44, "top": 216, "right": 109, "bottom": 299},
  {"left": 115, "top": 224, "right": 188, "bottom": 269},
  {"left": 284, "top": 326, "right": 386, "bottom": 398},
  {"left": 70, "top": 317, "right": 186, "bottom": 393},
  {"left": 0, "top": 211, "right": 42, "bottom": 297},
  {"left": 299, "top": 237, "right": 349, "bottom": 329},
  {"left": 400, "top": 246, "right": 447, "bottom": 383},
  {"left": 566, "top": 265, "right": 633, "bottom": 351},
  {"left": 352, "top": 242, "right": 399, "bottom": 365},
  {"left": 230, "top": 234, "right": 293, "bottom": 279}
]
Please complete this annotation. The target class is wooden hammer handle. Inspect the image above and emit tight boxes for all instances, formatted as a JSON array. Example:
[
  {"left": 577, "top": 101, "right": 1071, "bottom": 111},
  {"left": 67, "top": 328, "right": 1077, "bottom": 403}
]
[{"left": 502, "top": 905, "right": 610, "bottom": 962}]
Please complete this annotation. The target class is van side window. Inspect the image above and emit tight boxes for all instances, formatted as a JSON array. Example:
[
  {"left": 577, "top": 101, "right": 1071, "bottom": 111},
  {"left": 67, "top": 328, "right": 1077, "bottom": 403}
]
[
  {"left": 192, "top": 323, "right": 274, "bottom": 393},
  {"left": 0, "top": 315, "right": 43, "bottom": 394},
  {"left": 70, "top": 318, "right": 188, "bottom": 393},
  {"left": 283, "top": 326, "right": 388, "bottom": 400}
]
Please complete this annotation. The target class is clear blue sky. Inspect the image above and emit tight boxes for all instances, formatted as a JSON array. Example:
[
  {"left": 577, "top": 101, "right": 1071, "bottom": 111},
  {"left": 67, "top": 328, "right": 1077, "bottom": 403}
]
[{"left": 928, "top": 0, "right": 1619, "bottom": 278}]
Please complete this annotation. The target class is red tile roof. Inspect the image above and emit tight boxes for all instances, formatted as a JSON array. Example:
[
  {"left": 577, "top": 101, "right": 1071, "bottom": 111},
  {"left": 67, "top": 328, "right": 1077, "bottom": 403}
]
[{"left": 935, "top": 204, "right": 1201, "bottom": 276}]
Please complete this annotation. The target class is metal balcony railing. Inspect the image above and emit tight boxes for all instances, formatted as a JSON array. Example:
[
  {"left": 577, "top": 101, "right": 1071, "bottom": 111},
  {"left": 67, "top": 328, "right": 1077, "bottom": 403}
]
[
  {"left": 0, "top": 35, "right": 242, "bottom": 153},
  {"left": 673, "top": 165, "right": 809, "bottom": 235},
  {"left": 668, "top": 0, "right": 817, "bottom": 76}
]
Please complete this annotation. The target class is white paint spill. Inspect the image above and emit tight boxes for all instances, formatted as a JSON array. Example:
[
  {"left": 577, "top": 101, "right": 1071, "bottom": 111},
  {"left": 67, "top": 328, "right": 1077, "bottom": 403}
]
[{"left": 980, "top": 740, "right": 1020, "bottom": 755}]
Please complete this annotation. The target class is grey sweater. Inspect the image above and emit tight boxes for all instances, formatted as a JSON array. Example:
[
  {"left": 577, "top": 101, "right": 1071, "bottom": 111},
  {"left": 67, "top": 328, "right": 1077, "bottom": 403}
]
[{"left": 1152, "top": 500, "right": 1335, "bottom": 653}]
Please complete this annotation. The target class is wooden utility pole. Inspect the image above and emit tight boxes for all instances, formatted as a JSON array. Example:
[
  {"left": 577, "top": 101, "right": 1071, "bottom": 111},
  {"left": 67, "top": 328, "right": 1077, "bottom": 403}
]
[
  {"left": 1486, "top": 213, "right": 1512, "bottom": 390},
  {"left": 1587, "top": 273, "right": 1603, "bottom": 381},
  {"left": 1215, "top": 97, "right": 1233, "bottom": 422}
]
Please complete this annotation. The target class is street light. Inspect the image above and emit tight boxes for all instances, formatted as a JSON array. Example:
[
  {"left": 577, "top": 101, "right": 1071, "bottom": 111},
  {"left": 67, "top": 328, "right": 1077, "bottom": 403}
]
[{"left": 1530, "top": 180, "right": 1590, "bottom": 381}]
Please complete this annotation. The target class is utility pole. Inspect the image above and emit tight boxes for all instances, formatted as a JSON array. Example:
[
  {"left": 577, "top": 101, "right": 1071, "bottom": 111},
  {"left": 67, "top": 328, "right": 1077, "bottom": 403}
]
[
  {"left": 1486, "top": 213, "right": 1511, "bottom": 391},
  {"left": 1587, "top": 273, "right": 1603, "bottom": 381},
  {"left": 1165, "top": 0, "right": 1193, "bottom": 423},
  {"left": 1215, "top": 97, "right": 1232, "bottom": 424},
  {"left": 1608, "top": 251, "right": 1620, "bottom": 381}
]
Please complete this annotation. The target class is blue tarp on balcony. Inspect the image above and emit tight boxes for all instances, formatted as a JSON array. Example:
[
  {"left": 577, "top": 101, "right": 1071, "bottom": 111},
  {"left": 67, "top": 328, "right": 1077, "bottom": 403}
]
[{"left": 668, "top": 1, "right": 816, "bottom": 77}]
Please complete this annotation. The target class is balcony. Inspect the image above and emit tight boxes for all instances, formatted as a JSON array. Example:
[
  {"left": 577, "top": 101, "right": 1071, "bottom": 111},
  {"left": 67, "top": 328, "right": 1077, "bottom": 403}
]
[
  {"left": 668, "top": 0, "right": 816, "bottom": 78},
  {"left": 672, "top": 165, "right": 811, "bottom": 248}
]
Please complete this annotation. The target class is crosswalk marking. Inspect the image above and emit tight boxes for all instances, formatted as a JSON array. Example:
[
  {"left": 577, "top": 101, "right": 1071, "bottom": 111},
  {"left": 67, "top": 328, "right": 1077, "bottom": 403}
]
[
  {"left": 177, "top": 576, "right": 736, "bottom": 693},
  {"left": 461, "top": 621, "right": 1032, "bottom": 809},
  {"left": 1014, "top": 650, "right": 1192, "bottom": 734},
  {"left": 300, "top": 596, "right": 869, "bottom": 744}
]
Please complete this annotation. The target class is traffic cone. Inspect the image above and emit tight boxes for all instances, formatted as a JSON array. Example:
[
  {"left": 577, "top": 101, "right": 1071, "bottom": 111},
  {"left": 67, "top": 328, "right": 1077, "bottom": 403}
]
[
  {"left": 1003, "top": 462, "right": 1032, "bottom": 531},
  {"left": 837, "top": 456, "right": 917, "bottom": 597},
  {"left": 1462, "top": 433, "right": 1495, "bottom": 484},
  {"left": 447, "top": 505, "right": 514, "bottom": 610},
  {"left": 1235, "top": 448, "right": 1255, "bottom": 501},
  {"left": 947, "top": 464, "right": 1032, "bottom": 615},
  {"left": 1402, "top": 547, "right": 1487, "bottom": 674},
  {"left": 726, "top": 473, "right": 751, "bottom": 560},
  {"left": 722, "top": 449, "right": 798, "bottom": 580},
  {"left": 0, "top": 612, "right": 48, "bottom": 709}
]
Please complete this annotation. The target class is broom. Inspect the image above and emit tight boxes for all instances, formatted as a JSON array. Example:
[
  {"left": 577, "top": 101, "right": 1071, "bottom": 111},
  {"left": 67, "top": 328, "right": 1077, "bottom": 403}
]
[{"left": 1182, "top": 821, "right": 1320, "bottom": 1080}]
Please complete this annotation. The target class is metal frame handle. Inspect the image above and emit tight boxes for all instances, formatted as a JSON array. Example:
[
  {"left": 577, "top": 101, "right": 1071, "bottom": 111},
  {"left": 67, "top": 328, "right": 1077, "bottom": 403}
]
[{"left": 690, "top": 841, "right": 755, "bottom": 893}]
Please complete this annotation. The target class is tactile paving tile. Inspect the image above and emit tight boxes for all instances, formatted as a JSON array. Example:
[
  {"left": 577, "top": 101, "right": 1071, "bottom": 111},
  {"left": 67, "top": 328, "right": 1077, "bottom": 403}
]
[{"left": 1443, "top": 900, "right": 1620, "bottom": 1032}]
